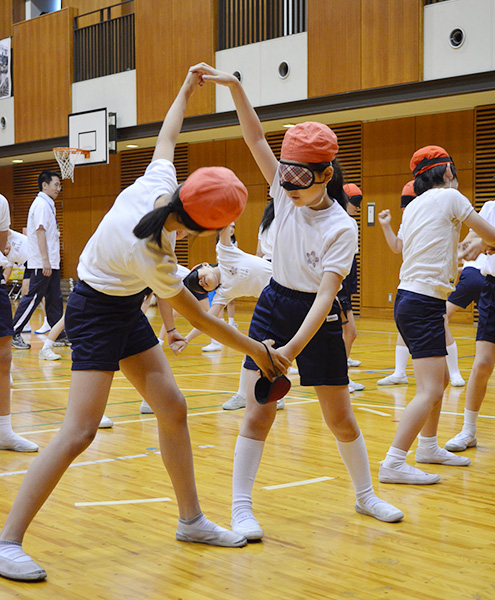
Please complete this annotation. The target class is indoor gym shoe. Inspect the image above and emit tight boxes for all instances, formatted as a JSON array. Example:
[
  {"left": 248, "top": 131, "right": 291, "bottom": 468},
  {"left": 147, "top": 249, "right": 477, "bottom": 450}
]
[
  {"left": 140, "top": 399, "right": 154, "bottom": 414},
  {"left": 378, "top": 463, "right": 440, "bottom": 485},
  {"left": 222, "top": 393, "right": 246, "bottom": 410},
  {"left": 288, "top": 366, "right": 299, "bottom": 375},
  {"left": 231, "top": 514, "right": 264, "bottom": 541},
  {"left": 377, "top": 374, "right": 408, "bottom": 386},
  {"left": 415, "top": 446, "right": 471, "bottom": 466},
  {"left": 444, "top": 431, "right": 477, "bottom": 452},
  {"left": 0, "top": 543, "right": 47, "bottom": 582},
  {"left": 355, "top": 499, "right": 404, "bottom": 523},
  {"left": 347, "top": 358, "right": 361, "bottom": 367},
  {"left": 201, "top": 340, "right": 222, "bottom": 352},
  {"left": 98, "top": 415, "right": 114, "bottom": 429},
  {"left": 22, "top": 323, "right": 31, "bottom": 333},
  {"left": 12, "top": 334, "right": 30, "bottom": 350},
  {"left": 276, "top": 398, "right": 285, "bottom": 410},
  {"left": 176, "top": 519, "right": 246, "bottom": 547},
  {"left": 35, "top": 318, "right": 51, "bottom": 334},
  {"left": 449, "top": 374, "right": 465, "bottom": 387},
  {"left": 349, "top": 379, "right": 365, "bottom": 392},
  {"left": 53, "top": 336, "right": 71, "bottom": 347},
  {"left": 39, "top": 347, "right": 61, "bottom": 361},
  {"left": 0, "top": 433, "right": 39, "bottom": 452}
]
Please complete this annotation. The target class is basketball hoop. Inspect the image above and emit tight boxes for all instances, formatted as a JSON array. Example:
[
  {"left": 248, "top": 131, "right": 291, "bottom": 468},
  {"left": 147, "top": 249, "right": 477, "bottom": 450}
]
[{"left": 53, "top": 147, "right": 90, "bottom": 182}]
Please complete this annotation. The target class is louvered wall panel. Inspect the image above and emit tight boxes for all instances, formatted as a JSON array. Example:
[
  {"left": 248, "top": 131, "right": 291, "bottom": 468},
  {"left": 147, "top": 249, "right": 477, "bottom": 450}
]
[
  {"left": 120, "top": 145, "right": 189, "bottom": 266},
  {"left": 13, "top": 161, "right": 65, "bottom": 273},
  {"left": 267, "top": 123, "right": 363, "bottom": 315},
  {"left": 473, "top": 105, "right": 495, "bottom": 321}
]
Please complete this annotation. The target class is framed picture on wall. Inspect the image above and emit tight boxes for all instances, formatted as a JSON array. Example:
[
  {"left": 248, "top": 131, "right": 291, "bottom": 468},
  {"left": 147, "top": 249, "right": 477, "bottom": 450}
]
[{"left": 0, "top": 38, "right": 12, "bottom": 99}]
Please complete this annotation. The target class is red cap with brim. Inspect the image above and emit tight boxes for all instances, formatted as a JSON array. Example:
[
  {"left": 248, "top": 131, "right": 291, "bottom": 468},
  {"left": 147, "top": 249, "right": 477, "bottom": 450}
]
[
  {"left": 179, "top": 167, "right": 248, "bottom": 229},
  {"left": 400, "top": 180, "right": 417, "bottom": 208},
  {"left": 410, "top": 145, "right": 454, "bottom": 178},
  {"left": 281, "top": 122, "right": 339, "bottom": 163},
  {"left": 343, "top": 183, "right": 362, "bottom": 206}
]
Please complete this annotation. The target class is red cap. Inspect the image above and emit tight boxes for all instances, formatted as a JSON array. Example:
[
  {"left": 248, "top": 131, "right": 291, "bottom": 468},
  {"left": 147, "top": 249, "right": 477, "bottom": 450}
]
[
  {"left": 179, "top": 167, "right": 247, "bottom": 229},
  {"left": 343, "top": 183, "right": 362, "bottom": 207},
  {"left": 410, "top": 145, "right": 453, "bottom": 178},
  {"left": 281, "top": 122, "right": 339, "bottom": 163},
  {"left": 401, "top": 180, "right": 416, "bottom": 197}
]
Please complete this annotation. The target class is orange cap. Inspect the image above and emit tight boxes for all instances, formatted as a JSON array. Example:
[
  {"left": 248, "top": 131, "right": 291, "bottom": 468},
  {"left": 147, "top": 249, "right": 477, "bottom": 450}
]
[
  {"left": 179, "top": 167, "right": 247, "bottom": 229},
  {"left": 281, "top": 122, "right": 339, "bottom": 163},
  {"left": 343, "top": 183, "right": 362, "bottom": 207},
  {"left": 410, "top": 145, "right": 453, "bottom": 178},
  {"left": 400, "top": 180, "right": 417, "bottom": 208}
]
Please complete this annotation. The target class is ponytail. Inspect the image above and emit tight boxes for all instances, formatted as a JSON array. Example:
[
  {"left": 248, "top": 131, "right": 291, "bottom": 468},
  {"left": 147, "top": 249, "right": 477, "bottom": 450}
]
[
  {"left": 260, "top": 200, "right": 275, "bottom": 233},
  {"left": 326, "top": 160, "right": 348, "bottom": 210}
]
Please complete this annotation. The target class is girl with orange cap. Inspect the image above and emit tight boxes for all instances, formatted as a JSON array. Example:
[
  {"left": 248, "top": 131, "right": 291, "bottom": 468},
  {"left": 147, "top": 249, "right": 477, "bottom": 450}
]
[
  {"left": 192, "top": 62, "right": 404, "bottom": 539},
  {"left": 0, "top": 70, "right": 291, "bottom": 583},
  {"left": 378, "top": 146, "right": 495, "bottom": 486}
]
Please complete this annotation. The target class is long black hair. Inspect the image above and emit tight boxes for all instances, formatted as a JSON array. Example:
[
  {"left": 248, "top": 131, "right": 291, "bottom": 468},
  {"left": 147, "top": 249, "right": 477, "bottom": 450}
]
[
  {"left": 414, "top": 163, "right": 458, "bottom": 196},
  {"left": 133, "top": 187, "right": 204, "bottom": 248},
  {"left": 260, "top": 199, "right": 275, "bottom": 233},
  {"left": 325, "top": 159, "right": 348, "bottom": 210}
]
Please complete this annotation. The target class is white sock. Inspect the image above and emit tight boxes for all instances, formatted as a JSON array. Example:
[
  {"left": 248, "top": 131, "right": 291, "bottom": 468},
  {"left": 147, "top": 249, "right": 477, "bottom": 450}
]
[
  {"left": 446, "top": 342, "right": 461, "bottom": 378},
  {"left": 232, "top": 435, "right": 265, "bottom": 520},
  {"left": 462, "top": 408, "right": 479, "bottom": 436},
  {"left": 178, "top": 512, "right": 225, "bottom": 533},
  {"left": 382, "top": 445, "right": 407, "bottom": 469},
  {"left": 228, "top": 317, "right": 236, "bottom": 326},
  {"left": 393, "top": 344, "right": 409, "bottom": 378},
  {"left": 337, "top": 432, "right": 381, "bottom": 507},
  {"left": 417, "top": 434, "right": 438, "bottom": 452},
  {"left": 237, "top": 366, "right": 248, "bottom": 397},
  {"left": 0, "top": 414, "right": 14, "bottom": 437},
  {"left": 158, "top": 338, "right": 164, "bottom": 347},
  {"left": 0, "top": 540, "right": 32, "bottom": 563},
  {"left": 42, "top": 339, "right": 54, "bottom": 351}
]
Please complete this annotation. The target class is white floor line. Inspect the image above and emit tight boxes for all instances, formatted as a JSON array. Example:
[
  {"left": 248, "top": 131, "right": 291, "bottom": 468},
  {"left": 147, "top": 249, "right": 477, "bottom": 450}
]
[
  {"left": 356, "top": 407, "right": 391, "bottom": 417},
  {"left": 75, "top": 497, "right": 171, "bottom": 507},
  {"left": 263, "top": 476, "right": 334, "bottom": 490}
]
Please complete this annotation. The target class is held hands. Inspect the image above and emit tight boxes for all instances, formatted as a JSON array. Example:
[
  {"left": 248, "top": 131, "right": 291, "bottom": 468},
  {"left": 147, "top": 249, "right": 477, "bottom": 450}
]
[
  {"left": 458, "top": 237, "right": 487, "bottom": 262},
  {"left": 378, "top": 209, "right": 392, "bottom": 227},
  {"left": 189, "top": 63, "right": 238, "bottom": 87},
  {"left": 256, "top": 339, "right": 291, "bottom": 380},
  {"left": 167, "top": 329, "right": 188, "bottom": 356}
]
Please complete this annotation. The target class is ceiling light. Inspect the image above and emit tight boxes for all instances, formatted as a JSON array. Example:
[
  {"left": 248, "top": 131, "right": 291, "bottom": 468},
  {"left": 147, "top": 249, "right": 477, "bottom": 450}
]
[
  {"left": 126, "top": 144, "right": 139, "bottom": 148},
  {"left": 283, "top": 124, "right": 295, "bottom": 128},
  {"left": 12, "top": 159, "right": 23, "bottom": 163}
]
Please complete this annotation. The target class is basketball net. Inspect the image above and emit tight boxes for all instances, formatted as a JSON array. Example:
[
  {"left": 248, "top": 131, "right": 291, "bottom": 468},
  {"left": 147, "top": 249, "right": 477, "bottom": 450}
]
[{"left": 53, "top": 148, "right": 90, "bottom": 182}]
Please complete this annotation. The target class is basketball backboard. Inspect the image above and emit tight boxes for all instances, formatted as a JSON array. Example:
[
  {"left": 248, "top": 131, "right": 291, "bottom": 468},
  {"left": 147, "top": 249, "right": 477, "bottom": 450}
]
[{"left": 68, "top": 107, "right": 116, "bottom": 166}]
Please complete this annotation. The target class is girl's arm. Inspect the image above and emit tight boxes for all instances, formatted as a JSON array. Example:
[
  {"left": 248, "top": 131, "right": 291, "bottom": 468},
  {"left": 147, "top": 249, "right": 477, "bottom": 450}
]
[
  {"left": 185, "top": 303, "right": 225, "bottom": 344},
  {"left": 166, "top": 287, "right": 290, "bottom": 378},
  {"left": 191, "top": 63, "right": 279, "bottom": 186},
  {"left": 218, "top": 226, "right": 233, "bottom": 246},
  {"left": 378, "top": 209, "right": 402, "bottom": 254},
  {"left": 152, "top": 71, "right": 201, "bottom": 163},
  {"left": 276, "top": 271, "right": 343, "bottom": 362},
  {"left": 157, "top": 297, "right": 188, "bottom": 354},
  {"left": 463, "top": 210, "right": 495, "bottom": 248}
]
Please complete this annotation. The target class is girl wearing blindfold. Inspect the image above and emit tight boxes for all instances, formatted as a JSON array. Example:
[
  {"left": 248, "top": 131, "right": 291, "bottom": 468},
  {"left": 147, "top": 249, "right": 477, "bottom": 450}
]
[{"left": 191, "top": 62, "right": 404, "bottom": 541}]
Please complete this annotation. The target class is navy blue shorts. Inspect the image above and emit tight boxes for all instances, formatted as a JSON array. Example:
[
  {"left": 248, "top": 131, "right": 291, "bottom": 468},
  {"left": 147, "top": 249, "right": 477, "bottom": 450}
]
[
  {"left": 23, "top": 264, "right": 32, "bottom": 280},
  {"left": 244, "top": 279, "right": 348, "bottom": 387},
  {"left": 0, "top": 278, "right": 13, "bottom": 338},
  {"left": 394, "top": 289, "right": 447, "bottom": 359},
  {"left": 476, "top": 275, "right": 495, "bottom": 343},
  {"left": 66, "top": 281, "right": 158, "bottom": 371},
  {"left": 447, "top": 266, "right": 485, "bottom": 309}
]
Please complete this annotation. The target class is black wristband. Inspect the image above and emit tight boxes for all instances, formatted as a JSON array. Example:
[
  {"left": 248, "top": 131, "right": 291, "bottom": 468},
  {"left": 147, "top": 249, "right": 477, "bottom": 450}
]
[{"left": 166, "top": 328, "right": 176, "bottom": 334}]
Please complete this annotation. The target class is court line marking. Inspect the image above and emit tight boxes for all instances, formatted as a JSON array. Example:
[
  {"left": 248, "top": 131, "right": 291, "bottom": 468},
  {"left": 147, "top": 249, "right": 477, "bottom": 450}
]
[
  {"left": 262, "top": 476, "right": 334, "bottom": 490},
  {"left": 75, "top": 497, "right": 171, "bottom": 507},
  {"left": 356, "top": 407, "right": 391, "bottom": 417}
]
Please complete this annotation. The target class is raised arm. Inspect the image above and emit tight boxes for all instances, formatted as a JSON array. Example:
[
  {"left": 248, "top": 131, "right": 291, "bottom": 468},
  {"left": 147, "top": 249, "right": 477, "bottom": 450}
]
[
  {"left": 191, "top": 63, "right": 279, "bottom": 186},
  {"left": 378, "top": 209, "right": 403, "bottom": 254},
  {"left": 152, "top": 71, "right": 202, "bottom": 163},
  {"left": 464, "top": 210, "right": 495, "bottom": 248}
]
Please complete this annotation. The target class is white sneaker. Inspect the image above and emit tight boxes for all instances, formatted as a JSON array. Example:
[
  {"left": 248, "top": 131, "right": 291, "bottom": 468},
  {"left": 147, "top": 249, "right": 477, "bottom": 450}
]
[
  {"left": 21, "top": 323, "right": 31, "bottom": 333},
  {"left": 98, "top": 415, "right": 114, "bottom": 429},
  {"left": 288, "top": 366, "right": 299, "bottom": 375},
  {"left": 231, "top": 514, "right": 264, "bottom": 541},
  {"left": 0, "top": 433, "right": 39, "bottom": 452},
  {"left": 349, "top": 379, "right": 365, "bottom": 392},
  {"left": 222, "top": 393, "right": 246, "bottom": 410},
  {"left": 444, "top": 431, "right": 477, "bottom": 452},
  {"left": 355, "top": 499, "right": 404, "bottom": 523},
  {"left": 276, "top": 398, "right": 285, "bottom": 410},
  {"left": 0, "top": 543, "right": 47, "bottom": 581},
  {"left": 415, "top": 446, "right": 471, "bottom": 466},
  {"left": 450, "top": 374, "right": 465, "bottom": 387},
  {"left": 347, "top": 358, "right": 361, "bottom": 367},
  {"left": 140, "top": 399, "right": 154, "bottom": 414},
  {"left": 35, "top": 319, "right": 51, "bottom": 334},
  {"left": 202, "top": 340, "right": 222, "bottom": 352},
  {"left": 176, "top": 519, "right": 246, "bottom": 547},
  {"left": 377, "top": 374, "right": 408, "bottom": 386},
  {"left": 39, "top": 347, "right": 62, "bottom": 361},
  {"left": 378, "top": 463, "right": 440, "bottom": 485}
]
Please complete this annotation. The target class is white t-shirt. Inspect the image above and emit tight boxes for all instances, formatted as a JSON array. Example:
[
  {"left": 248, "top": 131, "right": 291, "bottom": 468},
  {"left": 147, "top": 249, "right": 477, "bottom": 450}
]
[
  {"left": 258, "top": 221, "right": 276, "bottom": 261},
  {"left": 269, "top": 168, "right": 358, "bottom": 293},
  {"left": 211, "top": 242, "right": 272, "bottom": 306},
  {"left": 478, "top": 201, "right": 495, "bottom": 277},
  {"left": 0, "top": 194, "right": 10, "bottom": 269},
  {"left": 399, "top": 187, "right": 473, "bottom": 300},
  {"left": 6, "top": 230, "right": 28, "bottom": 267},
  {"left": 78, "top": 159, "right": 183, "bottom": 299},
  {"left": 27, "top": 192, "right": 60, "bottom": 269}
]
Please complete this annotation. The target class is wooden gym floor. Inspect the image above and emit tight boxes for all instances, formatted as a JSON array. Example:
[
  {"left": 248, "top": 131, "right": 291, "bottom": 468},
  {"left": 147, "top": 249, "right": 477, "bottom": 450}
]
[{"left": 1, "top": 306, "right": 494, "bottom": 600}]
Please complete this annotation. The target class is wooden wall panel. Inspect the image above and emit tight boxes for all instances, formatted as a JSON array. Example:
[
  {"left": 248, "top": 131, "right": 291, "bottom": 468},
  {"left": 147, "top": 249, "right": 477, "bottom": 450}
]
[
  {"left": 361, "top": 0, "right": 422, "bottom": 89},
  {"left": 363, "top": 117, "right": 416, "bottom": 177},
  {"left": 0, "top": 166, "right": 14, "bottom": 211},
  {"left": 13, "top": 8, "right": 75, "bottom": 143},
  {"left": 0, "top": 2, "right": 13, "bottom": 39},
  {"left": 308, "top": 0, "right": 361, "bottom": 97},
  {"left": 135, "top": 0, "right": 215, "bottom": 125}
]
